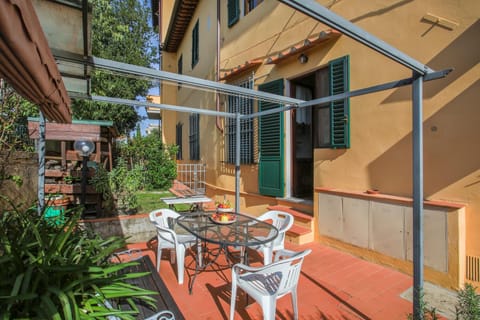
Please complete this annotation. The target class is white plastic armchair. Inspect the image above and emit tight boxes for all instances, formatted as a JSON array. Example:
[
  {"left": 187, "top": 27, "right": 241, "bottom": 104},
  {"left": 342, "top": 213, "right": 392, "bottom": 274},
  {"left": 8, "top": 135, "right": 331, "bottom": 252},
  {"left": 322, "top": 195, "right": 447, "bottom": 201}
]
[
  {"left": 253, "top": 210, "right": 294, "bottom": 264},
  {"left": 149, "top": 209, "right": 196, "bottom": 284},
  {"left": 143, "top": 310, "right": 175, "bottom": 320},
  {"left": 230, "top": 249, "right": 312, "bottom": 320}
]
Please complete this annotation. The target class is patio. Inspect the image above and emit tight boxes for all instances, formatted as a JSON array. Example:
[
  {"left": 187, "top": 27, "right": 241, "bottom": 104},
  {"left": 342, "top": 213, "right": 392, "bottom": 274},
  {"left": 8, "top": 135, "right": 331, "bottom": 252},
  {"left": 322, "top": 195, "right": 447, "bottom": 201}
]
[{"left": 127, "top": 240, "right": 423, "bottom": 319}]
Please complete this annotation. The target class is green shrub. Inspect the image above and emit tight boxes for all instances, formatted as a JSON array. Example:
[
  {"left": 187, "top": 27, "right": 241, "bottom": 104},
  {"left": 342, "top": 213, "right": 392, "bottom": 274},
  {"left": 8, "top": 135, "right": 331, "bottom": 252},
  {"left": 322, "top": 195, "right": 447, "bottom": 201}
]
[
  {"left": 456, "top": 283, "right": 480, "bottom": 320},
  {"left": 118, "top": 134, "right": 177, "bottom": 190},
  {"left": 0, "top": 197, "right": 157, "bottom": 319},
  {"left": 407, "top": 284, "right": 480, "bottom": 320}
]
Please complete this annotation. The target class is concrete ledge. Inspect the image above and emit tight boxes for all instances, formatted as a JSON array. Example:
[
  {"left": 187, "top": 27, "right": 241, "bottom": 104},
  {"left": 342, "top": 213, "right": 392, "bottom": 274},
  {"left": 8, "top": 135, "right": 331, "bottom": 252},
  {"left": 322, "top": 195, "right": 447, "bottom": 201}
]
[{"left": 80, "top": 213, "right": 156, "bottom": 243}]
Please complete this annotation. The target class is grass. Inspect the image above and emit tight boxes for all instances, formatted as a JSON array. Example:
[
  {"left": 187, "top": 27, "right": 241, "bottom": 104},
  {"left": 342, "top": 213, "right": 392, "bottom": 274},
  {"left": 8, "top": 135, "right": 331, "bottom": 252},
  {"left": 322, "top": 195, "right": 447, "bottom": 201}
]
[{"left": 136, "top": 191, "right": 192, "bottom": 213}]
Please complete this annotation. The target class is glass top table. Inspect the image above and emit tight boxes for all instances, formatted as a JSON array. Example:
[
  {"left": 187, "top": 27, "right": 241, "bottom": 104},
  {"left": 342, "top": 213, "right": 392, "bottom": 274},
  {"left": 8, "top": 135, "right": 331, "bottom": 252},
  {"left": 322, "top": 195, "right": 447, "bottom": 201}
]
[{"left": 176, "top": 211, "right": 279, "bottom": 293}]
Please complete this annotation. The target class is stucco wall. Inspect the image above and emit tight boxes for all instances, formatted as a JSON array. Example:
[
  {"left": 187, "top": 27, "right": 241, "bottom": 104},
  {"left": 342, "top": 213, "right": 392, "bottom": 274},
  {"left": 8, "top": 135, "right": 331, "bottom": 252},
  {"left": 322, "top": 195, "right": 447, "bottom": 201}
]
[{"left": 160, "top": 0, "right": 480, "bottom": 285}]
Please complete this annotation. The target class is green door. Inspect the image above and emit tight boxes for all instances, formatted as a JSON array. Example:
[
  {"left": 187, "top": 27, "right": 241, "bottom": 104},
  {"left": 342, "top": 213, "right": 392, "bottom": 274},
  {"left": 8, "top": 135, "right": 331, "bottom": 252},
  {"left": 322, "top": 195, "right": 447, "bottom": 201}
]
[{"left": 258, "top": 79, "right": 284, "bottom": 197}]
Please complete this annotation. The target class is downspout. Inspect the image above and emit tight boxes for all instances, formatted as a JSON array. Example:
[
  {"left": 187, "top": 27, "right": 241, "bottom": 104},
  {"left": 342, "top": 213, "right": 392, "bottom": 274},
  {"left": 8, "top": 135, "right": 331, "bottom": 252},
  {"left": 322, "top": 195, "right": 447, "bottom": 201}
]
[
  {"left": 37, "top": 111, "right": 46, "bottom": 215},
  {"left": 82, "top": 0, "right": 90, "bottom": 94},
  {"left": 158, "top": 0, "right": 162, "bottom": 76},
  {"left": 215, "top": 0, "right": 223, "bottom": 133},
  {"left": 158, "top": 0, "right": 163, "bottom": 137}
]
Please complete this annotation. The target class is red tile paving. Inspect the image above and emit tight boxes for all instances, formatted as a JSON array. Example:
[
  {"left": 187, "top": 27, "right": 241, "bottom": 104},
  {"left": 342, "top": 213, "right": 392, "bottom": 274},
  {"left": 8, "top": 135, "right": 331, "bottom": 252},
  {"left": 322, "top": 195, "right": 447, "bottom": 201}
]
[{"left": 126, "top": 241, "right": 419, "bottom": 319}]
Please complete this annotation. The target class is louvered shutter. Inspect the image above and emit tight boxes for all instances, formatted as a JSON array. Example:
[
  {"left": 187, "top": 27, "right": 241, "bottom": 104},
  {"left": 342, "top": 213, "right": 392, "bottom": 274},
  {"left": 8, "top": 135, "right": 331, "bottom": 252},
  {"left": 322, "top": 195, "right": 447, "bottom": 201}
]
[
  {"left": 329, "top": 55, "right": 350, "bottom": 148},
  {"left": 191, "top": 21, "right": 199, "bottom": 68},
  {"left": 228, "top": 0, "right": 240, "bottom": 27},
  {"left": 258, "top": 79, "right": 284, "bottom": 197}
]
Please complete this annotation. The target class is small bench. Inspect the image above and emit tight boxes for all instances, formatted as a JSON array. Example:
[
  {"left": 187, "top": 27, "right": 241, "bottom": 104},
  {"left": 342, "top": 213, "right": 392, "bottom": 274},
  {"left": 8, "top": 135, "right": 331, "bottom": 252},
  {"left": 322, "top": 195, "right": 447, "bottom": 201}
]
[{"left": 117, "top": 255, "right": 185, "bottom": 320}]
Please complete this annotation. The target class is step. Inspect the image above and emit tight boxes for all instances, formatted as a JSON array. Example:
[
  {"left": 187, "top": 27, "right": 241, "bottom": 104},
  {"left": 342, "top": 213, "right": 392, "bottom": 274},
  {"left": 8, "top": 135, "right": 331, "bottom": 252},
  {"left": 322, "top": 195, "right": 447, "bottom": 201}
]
[
  {"left": 267, "top": 205, "right": 313, "bottom": 222},
  {"left": 267, "top": 205, "right": 314, "bottom": 245},
  {"left": 286, "top": 224, "right": 314, "bottom": 245},
  {"left": 267, "top": 205, "right": 313, "bottom": 229}
]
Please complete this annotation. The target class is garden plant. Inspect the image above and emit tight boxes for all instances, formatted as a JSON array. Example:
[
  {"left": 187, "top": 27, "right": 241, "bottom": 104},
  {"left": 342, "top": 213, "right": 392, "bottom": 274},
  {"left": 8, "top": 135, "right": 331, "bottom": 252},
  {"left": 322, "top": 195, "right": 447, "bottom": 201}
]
[{"left": 0, "top": 196, "right": 158, "bottom": 319}]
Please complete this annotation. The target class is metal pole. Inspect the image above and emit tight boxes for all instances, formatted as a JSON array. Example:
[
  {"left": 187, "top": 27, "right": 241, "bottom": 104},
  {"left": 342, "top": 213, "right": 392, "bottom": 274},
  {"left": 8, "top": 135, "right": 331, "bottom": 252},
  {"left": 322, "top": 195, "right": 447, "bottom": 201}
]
[
  {"left": 81, "top": 155, "right": 88, "bottom": 210},
  {"left": 37, "top": 111, "right": 46, "bottom": 215},
  {"left": 412, "top": 72, "right": 424, "bottom": 319},
  {"left": 235, "top": 113, "right": 241, "bottom": 211}
]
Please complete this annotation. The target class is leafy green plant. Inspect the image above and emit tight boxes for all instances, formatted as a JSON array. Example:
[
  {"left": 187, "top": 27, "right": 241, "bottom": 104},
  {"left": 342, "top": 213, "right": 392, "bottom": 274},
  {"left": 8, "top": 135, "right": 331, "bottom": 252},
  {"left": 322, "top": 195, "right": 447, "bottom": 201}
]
[
  {"left": 63, "top": 175, "right": 81, "bottom": 184},
  {"left": 118, "top": 134, "right": 178, "bottom": 191},
  {"left": 108, "top": 158, "right": 142, "bottom": 214},
  {"left": 456, "top": 283, "right": 480, "bottom": 320},
  {"left": 0, "top": 196, "right": 157, "bottom": 319},
  {"left": 90, "top": 165, "right": 115, "bottom": 214},
  {"left": 406, "top": 288, "right": 440, "bottom": 320}
]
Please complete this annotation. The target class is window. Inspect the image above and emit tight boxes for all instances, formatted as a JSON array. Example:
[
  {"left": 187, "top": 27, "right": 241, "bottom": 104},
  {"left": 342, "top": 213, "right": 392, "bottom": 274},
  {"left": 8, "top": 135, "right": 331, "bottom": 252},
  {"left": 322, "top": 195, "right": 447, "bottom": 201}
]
[
  {"left": 226, "top": 77, "right": 254, "bottom": 164},
  {"left": 314, "top": 55, "right": 350, "bottom": 149},
  {"left": 191, "top": 20, "right": 199, "bottom": 68},
  {"left": 176, "top": 122, "right": 183, "bottom": 160},
  {"left": 245, "top": 0, "right": 263, "bottom": 15},
  {"left": 177, "top": 55, "right": 183, "bottom": 90},
  {"left": 189, "top": 113, "right": 200, "bottom": 160},
  {"left": 228, "top": 0, "right": 240, "bottom": 27}
]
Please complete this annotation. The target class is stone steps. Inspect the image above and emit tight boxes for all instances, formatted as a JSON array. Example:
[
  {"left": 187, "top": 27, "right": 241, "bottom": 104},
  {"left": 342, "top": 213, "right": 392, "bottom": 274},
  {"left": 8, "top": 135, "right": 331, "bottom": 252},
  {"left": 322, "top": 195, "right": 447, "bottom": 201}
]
[{"left": 267, "top": 205, "right": 314, "bottom": 245}]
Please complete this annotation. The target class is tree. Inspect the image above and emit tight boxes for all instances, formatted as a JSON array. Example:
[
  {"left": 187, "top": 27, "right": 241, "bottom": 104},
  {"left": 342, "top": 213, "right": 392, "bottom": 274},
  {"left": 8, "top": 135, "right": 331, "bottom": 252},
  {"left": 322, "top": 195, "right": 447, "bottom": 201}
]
[
  {"left": 119, "top": 132, "right": 178, "bottom": 190},
  {"left": 72, "top": 0, "right": 158, "bottom": 135}
]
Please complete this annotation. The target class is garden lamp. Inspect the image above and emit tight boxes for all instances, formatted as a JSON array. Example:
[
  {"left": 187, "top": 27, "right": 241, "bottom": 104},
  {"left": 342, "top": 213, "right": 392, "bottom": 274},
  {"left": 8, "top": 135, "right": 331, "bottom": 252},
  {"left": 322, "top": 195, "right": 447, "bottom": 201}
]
[{"left": 73, "top": 140, "right": 95, "bottom": 209}]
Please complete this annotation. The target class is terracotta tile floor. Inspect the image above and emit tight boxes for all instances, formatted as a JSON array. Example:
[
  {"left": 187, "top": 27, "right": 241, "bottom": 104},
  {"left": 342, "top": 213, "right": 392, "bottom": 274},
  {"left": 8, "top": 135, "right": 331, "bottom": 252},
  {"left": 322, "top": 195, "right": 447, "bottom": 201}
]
[{"left": 127, "top": 241, "right": 419, "bottom": 320}]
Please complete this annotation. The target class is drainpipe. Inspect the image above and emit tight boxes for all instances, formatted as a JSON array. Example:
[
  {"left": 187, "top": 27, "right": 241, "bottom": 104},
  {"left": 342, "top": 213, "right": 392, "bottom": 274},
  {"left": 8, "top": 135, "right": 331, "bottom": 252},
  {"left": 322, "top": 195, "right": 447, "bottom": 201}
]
[
  {"left": 215, "top": 0, "right": 223, "bottom": 133},
  {"left": 37, "top": 111, "right": 46, "bottom": 215},
  {"left": 158, "top": 0, "right": 162, "bottom": 73}
]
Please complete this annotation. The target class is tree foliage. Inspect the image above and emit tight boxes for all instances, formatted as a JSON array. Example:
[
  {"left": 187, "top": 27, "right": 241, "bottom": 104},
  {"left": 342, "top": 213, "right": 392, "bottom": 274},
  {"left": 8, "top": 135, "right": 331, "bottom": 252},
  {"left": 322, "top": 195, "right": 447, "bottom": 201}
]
[
  {"left": 0, "top": 82, "right": 38, "bottom": 189},
  {"left": 0, "top": 82, "right": 38, "bottom": 154},
  {"left": 119, "top": 132, "right": 177, "bottom": 191},
  {"left": 72, "top": 0, "right": 158, "bottom": 135}
]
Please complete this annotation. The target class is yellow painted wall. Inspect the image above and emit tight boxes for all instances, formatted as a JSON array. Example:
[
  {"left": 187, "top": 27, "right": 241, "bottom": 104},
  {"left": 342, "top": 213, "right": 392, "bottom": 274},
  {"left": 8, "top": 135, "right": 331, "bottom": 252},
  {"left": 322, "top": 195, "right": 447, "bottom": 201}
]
[{"left": 161, "top": 0, "right": 480, "bottom": 287}]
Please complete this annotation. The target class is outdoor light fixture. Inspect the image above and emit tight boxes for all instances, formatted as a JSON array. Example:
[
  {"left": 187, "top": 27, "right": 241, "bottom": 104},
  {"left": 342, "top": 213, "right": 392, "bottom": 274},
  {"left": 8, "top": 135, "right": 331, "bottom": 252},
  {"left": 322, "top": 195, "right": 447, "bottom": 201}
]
[
  {"left": 298, "top": 53, "right": 308, "bottom": 64},
  {"left": 73, "top": 140, "right": 95, "bottom": 209}
]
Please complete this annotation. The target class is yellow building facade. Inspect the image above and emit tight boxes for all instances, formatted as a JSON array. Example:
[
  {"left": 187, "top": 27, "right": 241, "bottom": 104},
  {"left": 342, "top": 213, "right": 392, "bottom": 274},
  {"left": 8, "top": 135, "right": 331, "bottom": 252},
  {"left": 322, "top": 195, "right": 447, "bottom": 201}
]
[{"left": 155, "top": 0, "right": 480, "bottom": 290}]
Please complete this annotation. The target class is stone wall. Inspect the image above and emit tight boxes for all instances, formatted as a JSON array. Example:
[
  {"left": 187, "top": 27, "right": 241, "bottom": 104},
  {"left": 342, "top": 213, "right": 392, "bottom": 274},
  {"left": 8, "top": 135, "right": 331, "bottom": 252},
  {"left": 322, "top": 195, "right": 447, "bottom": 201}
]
[{"left": 0, "top": 151, "right": 38, "bottom": 211}]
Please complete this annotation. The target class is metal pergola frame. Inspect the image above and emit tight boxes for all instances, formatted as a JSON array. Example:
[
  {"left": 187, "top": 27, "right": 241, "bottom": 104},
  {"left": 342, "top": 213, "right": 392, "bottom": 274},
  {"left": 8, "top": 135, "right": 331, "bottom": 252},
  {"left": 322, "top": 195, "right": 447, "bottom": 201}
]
[{"left": 46, "top": 0, "right": 452, "bottom": 318}]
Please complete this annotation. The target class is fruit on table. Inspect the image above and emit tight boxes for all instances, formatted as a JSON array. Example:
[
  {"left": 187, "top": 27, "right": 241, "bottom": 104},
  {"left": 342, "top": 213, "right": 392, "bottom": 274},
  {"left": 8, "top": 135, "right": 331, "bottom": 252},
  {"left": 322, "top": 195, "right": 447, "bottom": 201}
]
[{"left": 220, "top": 214, "right": 229, "bottom": 222}]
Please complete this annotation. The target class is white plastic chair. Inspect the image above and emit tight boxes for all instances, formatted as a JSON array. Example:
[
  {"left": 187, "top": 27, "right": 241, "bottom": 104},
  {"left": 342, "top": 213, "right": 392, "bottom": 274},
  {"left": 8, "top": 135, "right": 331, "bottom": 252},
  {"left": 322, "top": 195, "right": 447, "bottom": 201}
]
[
  {"left": 149, "top": 209, "right": 196, "bottom": 284},
  {"left": 143, "top": 310, "right": 175, "bottom": 320},
  {"left": 252, "top": 210, "right": 294, "bottom": 264},
  {"left": 230, "top": 249, "right": 312, "bottom": 320}
]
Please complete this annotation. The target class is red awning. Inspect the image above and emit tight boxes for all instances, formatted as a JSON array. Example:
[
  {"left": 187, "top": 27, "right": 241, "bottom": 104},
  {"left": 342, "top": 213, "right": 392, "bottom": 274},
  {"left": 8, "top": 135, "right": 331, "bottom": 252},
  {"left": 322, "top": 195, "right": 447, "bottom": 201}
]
[{"left": 0, "top": 0, "right": 72, "bottom": 123}]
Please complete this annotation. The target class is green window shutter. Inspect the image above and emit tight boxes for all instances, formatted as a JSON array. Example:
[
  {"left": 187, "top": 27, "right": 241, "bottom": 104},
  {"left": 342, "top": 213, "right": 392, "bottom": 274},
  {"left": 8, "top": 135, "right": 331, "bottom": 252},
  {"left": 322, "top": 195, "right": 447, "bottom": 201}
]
[
  {"left": 258, "top": 79, "right": 284, "bottom": 197},
  {"left": 329, "top": 55, "right": 350, "bottom": 148},
  {"left": 191, "top": 20, "right": 199, "bottom": 68},
  {"left": 228, "top": 0, "right": 240, "bottom": 27}
]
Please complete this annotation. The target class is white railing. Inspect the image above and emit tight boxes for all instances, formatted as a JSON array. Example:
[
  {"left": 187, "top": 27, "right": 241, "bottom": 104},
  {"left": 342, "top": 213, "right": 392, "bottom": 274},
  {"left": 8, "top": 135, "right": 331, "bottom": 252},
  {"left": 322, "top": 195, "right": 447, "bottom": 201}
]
[{"left": 176, "top": 163, "right": 206, "bottom": 195}]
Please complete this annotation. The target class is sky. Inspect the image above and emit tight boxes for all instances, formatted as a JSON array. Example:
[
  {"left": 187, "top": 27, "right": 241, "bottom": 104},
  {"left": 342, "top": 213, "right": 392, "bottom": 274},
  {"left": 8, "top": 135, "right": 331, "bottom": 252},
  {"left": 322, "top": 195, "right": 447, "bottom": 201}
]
[{"left": 133, "top": 85, "right": 160, "bottom": 137}]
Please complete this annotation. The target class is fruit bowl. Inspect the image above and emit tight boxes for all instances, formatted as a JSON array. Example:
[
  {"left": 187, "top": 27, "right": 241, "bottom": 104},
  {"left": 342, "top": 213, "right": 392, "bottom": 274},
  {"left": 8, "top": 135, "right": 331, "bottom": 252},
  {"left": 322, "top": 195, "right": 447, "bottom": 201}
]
[
  {"left": 210, "top": 212, "right": 236, "bottom": 224},
  {"left": 216, "top": 207, "right": 233, "bottom": 213}
]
